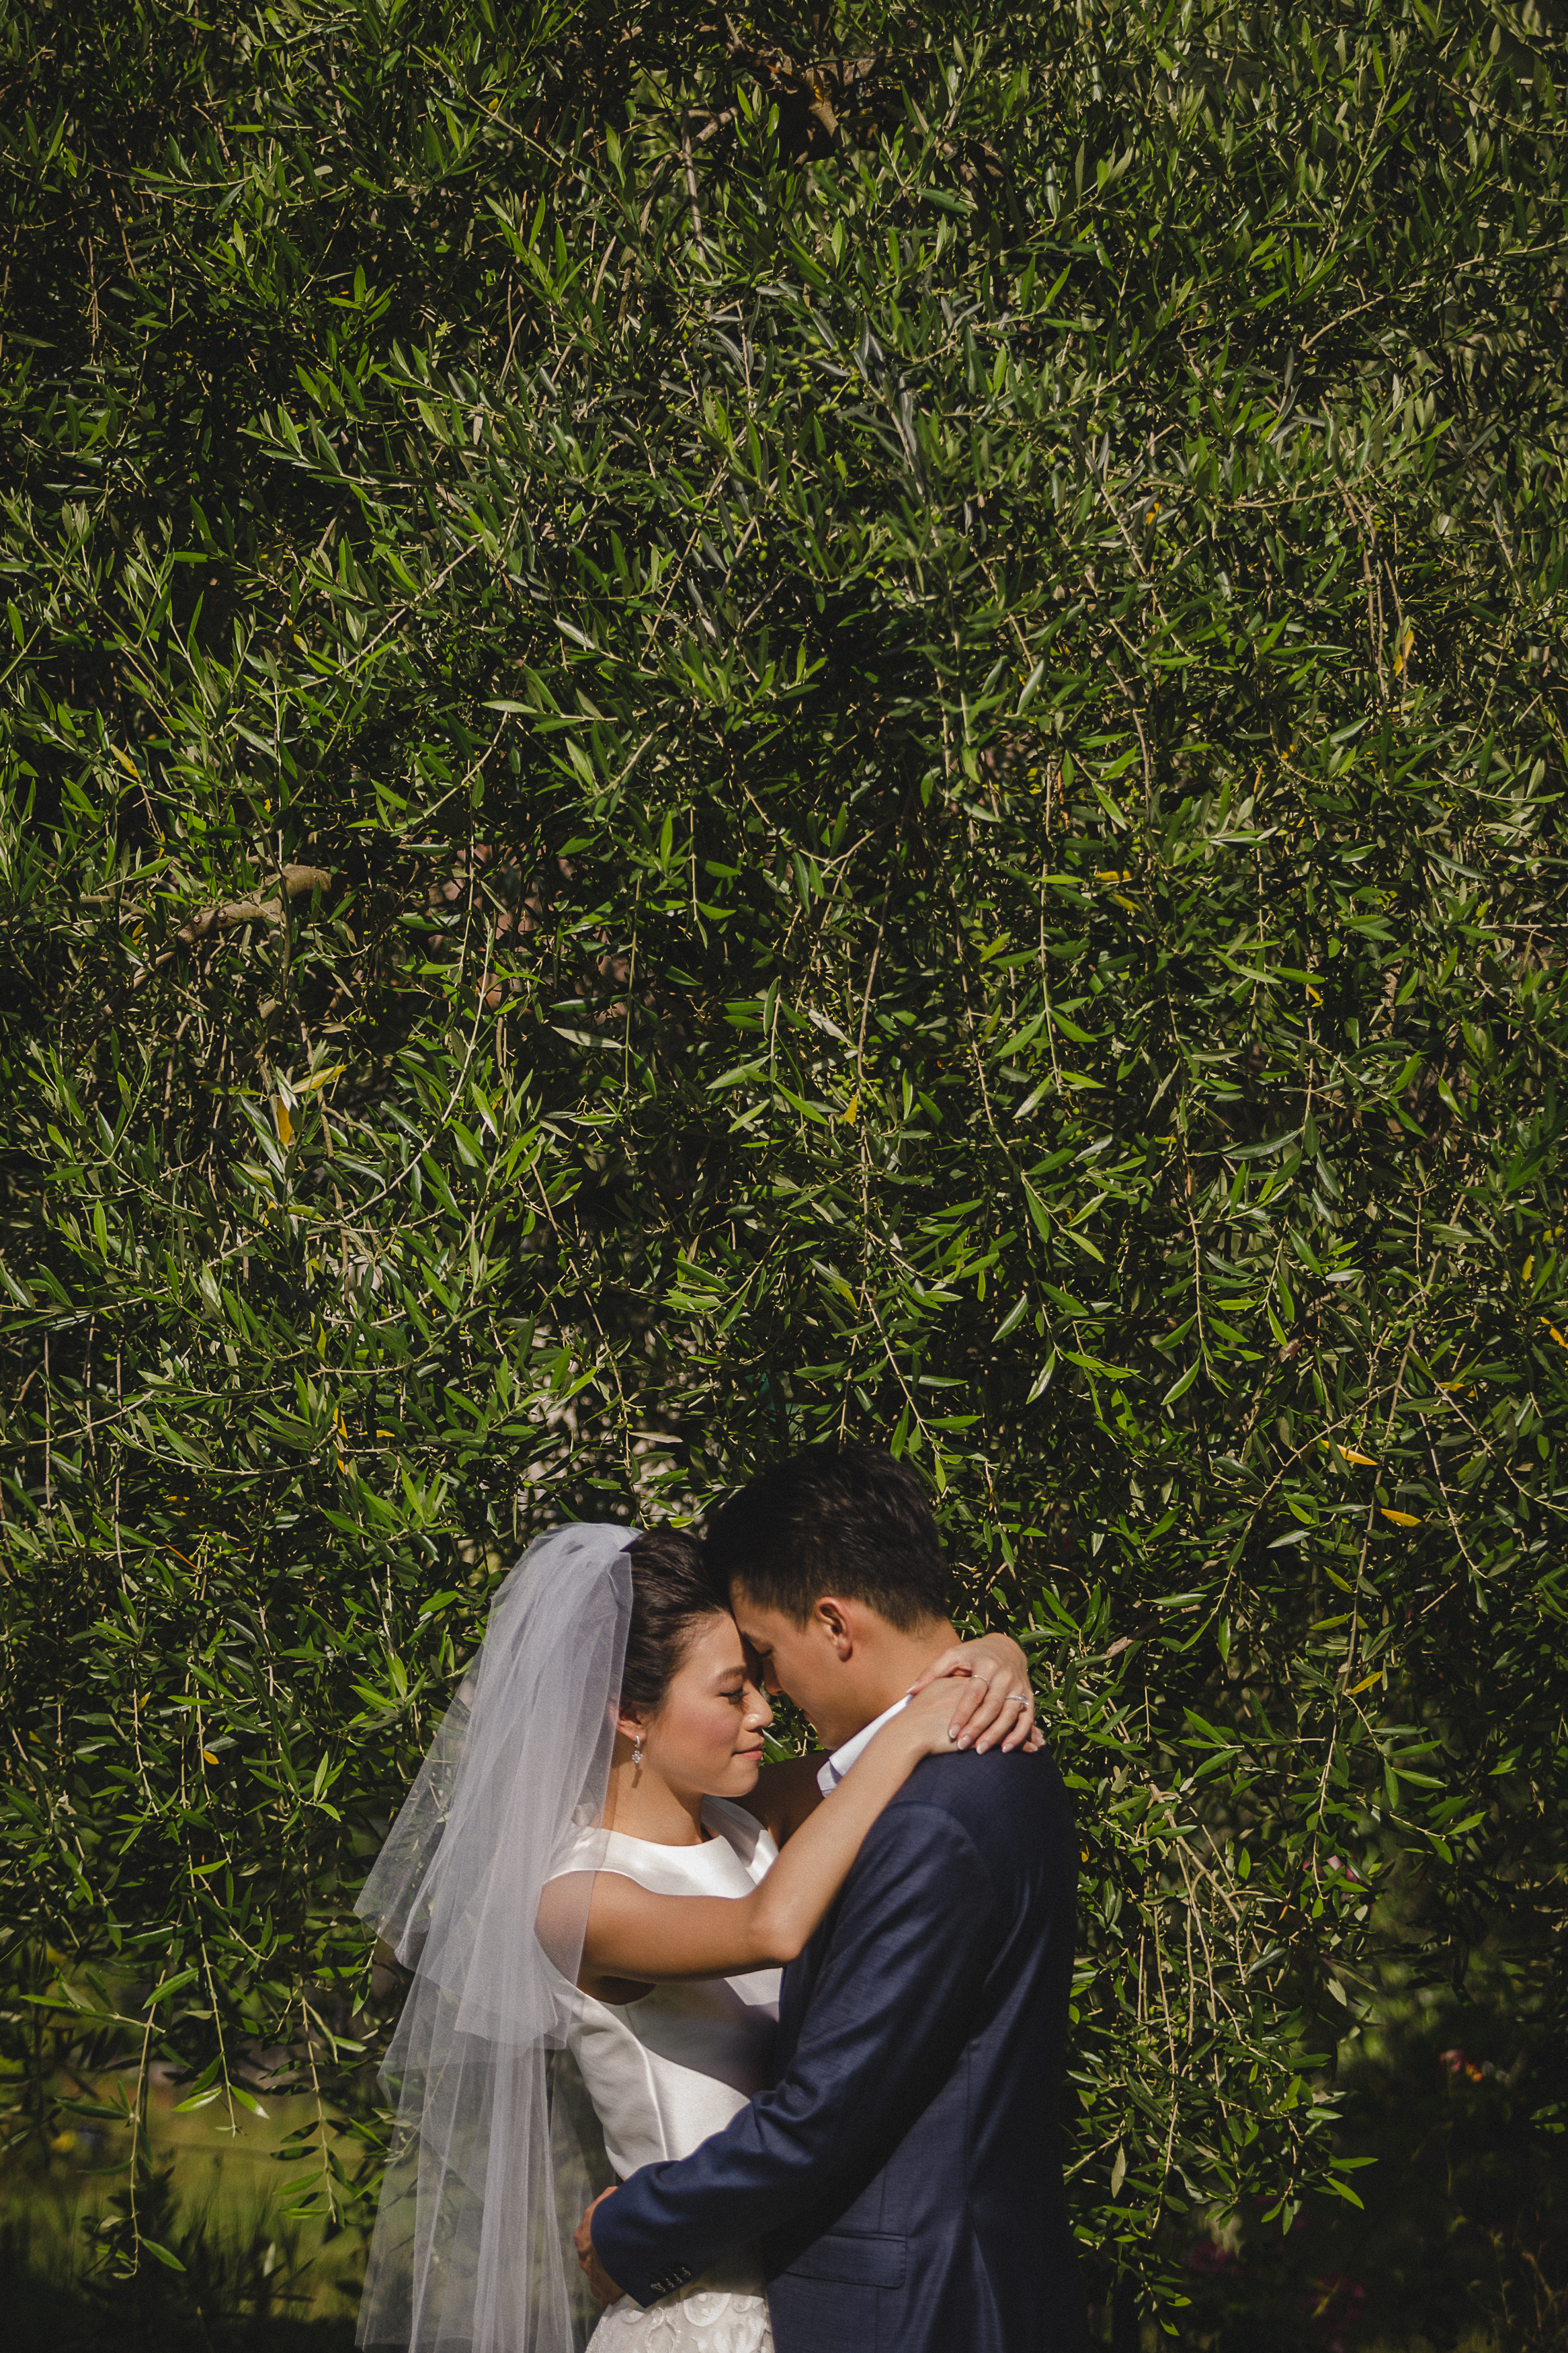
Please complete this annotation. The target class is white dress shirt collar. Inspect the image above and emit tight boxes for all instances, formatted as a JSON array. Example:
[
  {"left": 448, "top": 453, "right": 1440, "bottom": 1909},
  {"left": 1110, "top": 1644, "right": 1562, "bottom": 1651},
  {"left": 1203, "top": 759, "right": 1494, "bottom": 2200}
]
[{"left": 815, "top": 1693, "right": 911, "bottom": 1796}]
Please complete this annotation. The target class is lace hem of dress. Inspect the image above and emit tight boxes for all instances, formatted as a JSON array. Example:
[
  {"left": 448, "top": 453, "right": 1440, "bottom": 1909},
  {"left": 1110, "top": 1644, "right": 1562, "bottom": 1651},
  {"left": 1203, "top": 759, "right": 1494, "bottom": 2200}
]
[{"left": 586, "top": 2275, "right": 772, "bottom": 2353}]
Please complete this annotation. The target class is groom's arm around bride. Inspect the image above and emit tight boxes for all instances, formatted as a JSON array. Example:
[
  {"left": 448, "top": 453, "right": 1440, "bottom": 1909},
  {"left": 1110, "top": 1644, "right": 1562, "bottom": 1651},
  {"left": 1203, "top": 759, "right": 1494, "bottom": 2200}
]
[{"left": 583, "top": 1447, "right": 1089, "bottom": 2353}]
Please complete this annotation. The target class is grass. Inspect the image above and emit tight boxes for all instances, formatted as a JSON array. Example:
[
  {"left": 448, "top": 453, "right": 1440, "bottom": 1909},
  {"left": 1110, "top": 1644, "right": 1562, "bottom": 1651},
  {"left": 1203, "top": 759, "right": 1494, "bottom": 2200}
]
[{"left": 0, "top": 2069, "right": 362, "bottom": 2353}]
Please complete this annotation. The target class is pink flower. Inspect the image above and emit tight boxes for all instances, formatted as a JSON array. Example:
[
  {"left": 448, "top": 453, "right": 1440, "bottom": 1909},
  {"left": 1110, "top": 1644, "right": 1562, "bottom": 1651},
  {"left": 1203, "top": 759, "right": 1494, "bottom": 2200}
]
[{"left": 1307, "top": 2271, "right": 1367, "bottom": 2347}]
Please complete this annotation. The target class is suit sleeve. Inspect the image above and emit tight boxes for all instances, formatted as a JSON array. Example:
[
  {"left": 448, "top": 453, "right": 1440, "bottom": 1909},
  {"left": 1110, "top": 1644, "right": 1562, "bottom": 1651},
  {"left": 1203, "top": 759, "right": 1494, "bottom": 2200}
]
[{"left": 591, "top": 1797, "right": 999, "bottom": 2307}]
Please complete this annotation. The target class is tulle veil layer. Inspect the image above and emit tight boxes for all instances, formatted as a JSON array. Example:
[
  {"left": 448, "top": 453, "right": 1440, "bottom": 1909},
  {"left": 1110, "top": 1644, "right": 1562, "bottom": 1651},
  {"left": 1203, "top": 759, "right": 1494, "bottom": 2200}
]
[{"left": 356, "top": 1523, "right": 634, "bottom": 2352}]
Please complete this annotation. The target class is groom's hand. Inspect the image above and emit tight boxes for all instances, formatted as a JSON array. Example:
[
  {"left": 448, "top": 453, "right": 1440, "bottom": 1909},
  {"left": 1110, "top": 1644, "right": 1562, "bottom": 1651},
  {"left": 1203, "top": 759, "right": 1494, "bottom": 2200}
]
[{"left": 575, "top": 2187, "right": 624, "bottom": 2307}]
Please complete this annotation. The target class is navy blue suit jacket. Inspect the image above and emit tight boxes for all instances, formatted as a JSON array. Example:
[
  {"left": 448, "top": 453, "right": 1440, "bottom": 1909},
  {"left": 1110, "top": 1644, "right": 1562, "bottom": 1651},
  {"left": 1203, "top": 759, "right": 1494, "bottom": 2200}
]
[{"left": 591, "top": 1746, "right": 1088, "bottom": 2353}]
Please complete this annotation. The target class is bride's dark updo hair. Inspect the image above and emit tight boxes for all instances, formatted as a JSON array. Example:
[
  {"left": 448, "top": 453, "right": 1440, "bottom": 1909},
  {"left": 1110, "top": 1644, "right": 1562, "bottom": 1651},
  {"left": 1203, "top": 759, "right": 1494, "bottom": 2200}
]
[{"left": 620, "top": 1527, "right": 730, "bottom": 1714}]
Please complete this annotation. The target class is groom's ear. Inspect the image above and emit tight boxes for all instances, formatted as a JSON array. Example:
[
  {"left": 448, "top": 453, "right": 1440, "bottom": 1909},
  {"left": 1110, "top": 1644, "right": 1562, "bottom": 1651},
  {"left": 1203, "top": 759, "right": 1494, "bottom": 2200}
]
[{"left": 813, "top": 1598, "right": 856, "bottom": 1660}]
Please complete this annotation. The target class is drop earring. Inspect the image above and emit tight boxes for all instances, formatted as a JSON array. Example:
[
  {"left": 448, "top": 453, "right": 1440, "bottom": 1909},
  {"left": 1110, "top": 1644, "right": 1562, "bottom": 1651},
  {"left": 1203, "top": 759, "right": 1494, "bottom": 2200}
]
[{"left": 632, "top": 1733, "right": 643, "bottom": 1768}]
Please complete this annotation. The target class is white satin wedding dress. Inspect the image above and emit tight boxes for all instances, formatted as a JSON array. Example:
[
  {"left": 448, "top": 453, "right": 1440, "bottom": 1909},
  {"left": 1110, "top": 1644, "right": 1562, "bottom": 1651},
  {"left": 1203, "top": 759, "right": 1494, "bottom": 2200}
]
[{"left": 563, "top": 1796, "right": 780, "bottom": 2353}]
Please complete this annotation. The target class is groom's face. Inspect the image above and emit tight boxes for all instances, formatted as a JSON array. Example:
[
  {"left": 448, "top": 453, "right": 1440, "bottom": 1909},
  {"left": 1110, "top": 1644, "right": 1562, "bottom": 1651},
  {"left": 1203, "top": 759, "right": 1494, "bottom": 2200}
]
[{"left": 729, "top": 1585, "right": 866, "bottom": 1749}]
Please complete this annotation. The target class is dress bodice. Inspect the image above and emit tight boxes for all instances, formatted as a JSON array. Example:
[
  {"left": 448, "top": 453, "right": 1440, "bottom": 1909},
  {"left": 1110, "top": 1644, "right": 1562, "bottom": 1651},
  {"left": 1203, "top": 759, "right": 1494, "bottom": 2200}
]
[{"left": 564, "top": 1796, "right": 780, "bottom": 2183}]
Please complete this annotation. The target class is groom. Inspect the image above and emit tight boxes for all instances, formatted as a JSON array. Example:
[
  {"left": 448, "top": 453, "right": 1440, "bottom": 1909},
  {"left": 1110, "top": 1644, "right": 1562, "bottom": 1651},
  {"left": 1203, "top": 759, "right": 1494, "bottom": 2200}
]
[{"left": 578, "top": 1444, "right": 1088, "bottom": 2352}]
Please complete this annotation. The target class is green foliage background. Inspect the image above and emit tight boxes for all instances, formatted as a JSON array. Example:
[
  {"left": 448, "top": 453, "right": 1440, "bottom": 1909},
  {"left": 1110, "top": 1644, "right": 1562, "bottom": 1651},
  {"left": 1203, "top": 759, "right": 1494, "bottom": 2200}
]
[{"left": 2, "top": 0, "right": 1565, "bottom": 2335}]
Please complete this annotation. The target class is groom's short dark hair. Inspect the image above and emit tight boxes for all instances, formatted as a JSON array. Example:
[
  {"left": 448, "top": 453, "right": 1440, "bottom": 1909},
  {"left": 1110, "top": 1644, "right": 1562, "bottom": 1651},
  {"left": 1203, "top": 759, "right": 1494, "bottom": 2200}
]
[{"left": 706, "top": 1445, "right": 948, "bottom": 1630}]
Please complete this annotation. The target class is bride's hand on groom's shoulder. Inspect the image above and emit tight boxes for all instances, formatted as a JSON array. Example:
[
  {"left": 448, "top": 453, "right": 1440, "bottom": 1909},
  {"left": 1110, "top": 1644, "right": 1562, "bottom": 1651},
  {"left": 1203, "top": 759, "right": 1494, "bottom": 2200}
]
[
  {"left": 900, "top": 1677, "right": 993, "bottom": 1755},
  {"left": 908, "top": 1631, "right": 1043, "bottom": 1753},
  {"left": 574, "top": 2187, "right": 624, "bottom": 2307},
  {"left": 897, "top": 1675, "right": 1041, "bottom": 1759}
]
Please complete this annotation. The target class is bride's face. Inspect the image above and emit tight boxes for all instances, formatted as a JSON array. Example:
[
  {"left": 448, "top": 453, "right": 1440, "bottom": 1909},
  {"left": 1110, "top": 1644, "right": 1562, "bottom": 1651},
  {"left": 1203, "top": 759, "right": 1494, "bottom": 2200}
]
[{"left": 638, "top": 1611, "right": 774, "bottom": 1800}]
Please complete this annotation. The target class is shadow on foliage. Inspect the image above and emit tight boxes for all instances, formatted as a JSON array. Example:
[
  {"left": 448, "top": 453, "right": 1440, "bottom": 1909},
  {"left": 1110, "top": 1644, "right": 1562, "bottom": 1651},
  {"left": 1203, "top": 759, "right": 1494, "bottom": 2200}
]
[{"left": 1164, "top": 1986, "right": 1567, "bottom": 2353}]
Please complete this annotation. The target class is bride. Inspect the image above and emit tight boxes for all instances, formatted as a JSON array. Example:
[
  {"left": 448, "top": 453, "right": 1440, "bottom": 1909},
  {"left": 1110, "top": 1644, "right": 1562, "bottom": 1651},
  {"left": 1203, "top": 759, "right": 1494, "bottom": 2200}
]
[{"left": 356, "top": 1521, "right": 1037, "bottom": 2353}]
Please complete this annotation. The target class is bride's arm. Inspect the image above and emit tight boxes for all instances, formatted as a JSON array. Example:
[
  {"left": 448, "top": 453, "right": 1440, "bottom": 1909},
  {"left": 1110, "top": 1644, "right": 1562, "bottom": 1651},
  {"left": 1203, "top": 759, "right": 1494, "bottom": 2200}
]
[
  {"left": 572, "top": 1681, "right": 965, "bottom": 1997},
  {"left": 741, "top": 1628, "right": 1040, "bottom": 1847}
]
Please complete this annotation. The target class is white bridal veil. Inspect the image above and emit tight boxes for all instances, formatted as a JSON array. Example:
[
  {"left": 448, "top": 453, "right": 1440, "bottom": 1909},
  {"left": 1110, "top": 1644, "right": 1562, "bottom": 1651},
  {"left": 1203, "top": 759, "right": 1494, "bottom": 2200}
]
[{"left": 356, "top": 1522, "right": 635, "bottom": 2353}]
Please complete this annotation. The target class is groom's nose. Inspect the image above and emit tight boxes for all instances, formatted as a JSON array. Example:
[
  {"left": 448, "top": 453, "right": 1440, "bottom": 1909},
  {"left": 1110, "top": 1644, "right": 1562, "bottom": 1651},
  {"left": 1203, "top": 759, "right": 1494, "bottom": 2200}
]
[{"left": 746, "top": 1649, "right": 782, "bottom": 1699}]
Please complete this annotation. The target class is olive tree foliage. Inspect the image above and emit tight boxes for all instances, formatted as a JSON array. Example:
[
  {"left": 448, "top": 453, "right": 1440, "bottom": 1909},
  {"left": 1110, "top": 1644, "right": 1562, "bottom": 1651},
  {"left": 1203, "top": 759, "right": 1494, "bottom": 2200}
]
[{"left": 1, "top": 0, "right": 1565, "bottom": 2318}]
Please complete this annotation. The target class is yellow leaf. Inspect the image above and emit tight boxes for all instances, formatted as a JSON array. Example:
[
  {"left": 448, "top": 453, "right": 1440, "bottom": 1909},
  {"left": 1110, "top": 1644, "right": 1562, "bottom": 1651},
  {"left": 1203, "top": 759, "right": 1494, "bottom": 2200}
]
[
  {"left": 1112, "top": 893, "right": 1139, "bottom": 914},
  {"left": 298, "top": 1064, "right": 346, "bottom": 1094},
  {"left": 1320, "top": 1438, "right": 1378, "bottom": 1468},
  {"left": 1540, "top": 1318, "right": 1568, "bottom": 1350},
  {"left": 272, "top": 1095, "right": 293, "bottom": 1146},
  {"left": 839, "top": 1092, "right": 860, "bottom": 1125},
  {"left": 1379, "top": 1509, "right": 1422, "bottom": 1528},
  {"left": 110, "top": 743, "right": 139, "bottom": 779},
  {"left": 202, "top": 1749, "right": 220, "bottom": 1765},
  {"left": 1347, "top": 1671, "right": 1382, "bottom": 1696}
]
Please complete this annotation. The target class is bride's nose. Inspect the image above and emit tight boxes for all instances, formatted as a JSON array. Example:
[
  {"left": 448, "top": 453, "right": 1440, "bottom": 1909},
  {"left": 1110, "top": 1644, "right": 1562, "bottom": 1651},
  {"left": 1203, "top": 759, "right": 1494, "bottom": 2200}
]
[{"left": 743, "top": 1681, "right": 773, "bottom": 1731}]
